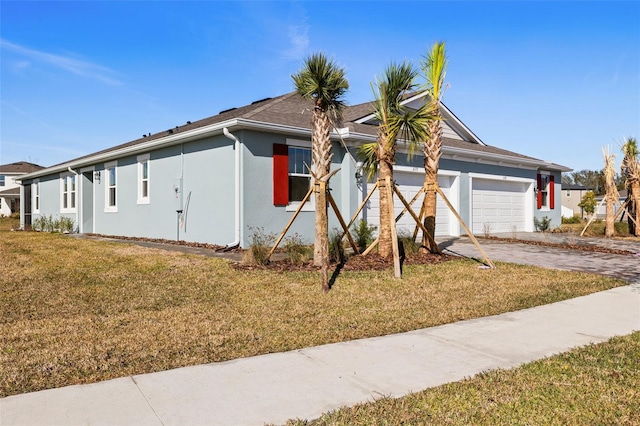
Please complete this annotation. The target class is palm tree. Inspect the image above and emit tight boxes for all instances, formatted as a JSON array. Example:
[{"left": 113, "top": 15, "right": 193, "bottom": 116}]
[
  {"left": 603, "top": 146, "right": 617, "bottom": 238},
  {"left": 621, "top": 136, "right": 639, "bottom": 236},
  {"left": 420, "top": 41, "right": 448, "bottom": 252},
  {"left": 292, "top": 53, "right": 348, "bottom": 292},
  {"left": 360, "top": 62, "right": 432, "bottom": 258}
]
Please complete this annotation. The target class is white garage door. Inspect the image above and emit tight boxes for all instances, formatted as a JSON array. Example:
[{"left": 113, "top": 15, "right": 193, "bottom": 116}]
[
  {"left": 365, "top": 172, "right": 454, "bottom": 238},
  {"left": 472, "top": 179, "right": 527, "bottom": 234}
]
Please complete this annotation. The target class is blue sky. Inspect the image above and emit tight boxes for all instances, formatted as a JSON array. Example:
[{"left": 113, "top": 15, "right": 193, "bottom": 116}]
[{"left": 1, "top": 1, "right": 638, "bottom": 172}]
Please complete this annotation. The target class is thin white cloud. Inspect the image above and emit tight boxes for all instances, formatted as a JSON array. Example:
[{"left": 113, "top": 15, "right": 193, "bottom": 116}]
[
  {"left": 0, "top": 39, "right": 123, "bottom": 86},
  {"left": 283, "top": 23, "right": 309, "bottom": 61}
]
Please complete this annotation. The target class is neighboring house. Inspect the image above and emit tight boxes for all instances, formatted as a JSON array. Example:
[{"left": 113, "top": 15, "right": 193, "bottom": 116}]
[
  {"left": 18, "top": 92, "right": 569, "bottom": 247},
  {"left": 0, "top": 162, "right": 44, "bottom": 217},
  {"left": 561, "top": 184, "right": 593, "bottom": 218},
  {"left": 596, "top": 189, "right": 628, "bottom": 219}
]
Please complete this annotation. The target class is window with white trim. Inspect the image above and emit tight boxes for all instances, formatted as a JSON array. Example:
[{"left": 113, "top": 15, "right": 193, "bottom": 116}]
[
  {"left": 105, "top": 162, "right": 117, "bottom": 212},
  {"left": 60, "top": 173, "right": 76, "bottom": 212},
  {"left": 33, "top": 180, "right": 40, "bottom": 213},
  {"left": 288, "top": 146, "right": 312, "bottom": 203},
  {"left": 137, "top": 154, "right": 150, "bottom": 204},
  {"left": 0, "top": 175, "right": 5, "bottom": 187}
]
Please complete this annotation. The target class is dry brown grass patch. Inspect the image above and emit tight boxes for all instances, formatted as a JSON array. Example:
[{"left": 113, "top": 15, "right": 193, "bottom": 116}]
[{"left": 0, "top": 226, "right": 627, "bottom": 397}]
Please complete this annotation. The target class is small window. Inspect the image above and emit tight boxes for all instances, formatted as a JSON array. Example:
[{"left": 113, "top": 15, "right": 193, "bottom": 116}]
[
  {"left": 0, "top": 175, "right": 5, "bottom": 187},
  {"left": 34, "top": 181, "right": 40, "bottom": 213},
  {"left": 60, "top": 174, "right": 76, "bottom": 212},
  {"left": 137, "top": 154, "right": 150, "bottom": 204},
  {"left": 105, "top": 162, "right": 117, "bottom": 212},
  {"left": 288, "top": 146, "right": 312, "bottom": 203}
]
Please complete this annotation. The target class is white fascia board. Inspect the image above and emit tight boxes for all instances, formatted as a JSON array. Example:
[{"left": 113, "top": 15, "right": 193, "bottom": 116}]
[
  {"left": 438, "top": 102, "right": 486, "bottom": 146},
  {"left": 354, "top": 92, "right": 430, "bottom": 125},
  {"left": 18, "top": 120, "right": 243, "bottom": 181},
  {"left": 18, "top": 118, "right": 322, "bottom": 182}
]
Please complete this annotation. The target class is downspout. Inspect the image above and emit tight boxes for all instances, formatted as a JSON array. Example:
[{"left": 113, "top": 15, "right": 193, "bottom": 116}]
[
  {"left": 67, "top": 167, "right": 79, "bottom": 232},
  {"left": 223, "top": 127, "right": 241, "bottom": 249}
]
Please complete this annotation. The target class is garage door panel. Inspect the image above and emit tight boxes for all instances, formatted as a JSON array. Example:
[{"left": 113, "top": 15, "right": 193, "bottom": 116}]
[{"left": 472, "top": 179, "right": 528, "bottom": 234}]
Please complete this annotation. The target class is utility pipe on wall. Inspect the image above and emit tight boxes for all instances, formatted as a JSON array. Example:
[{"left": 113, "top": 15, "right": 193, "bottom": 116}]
[{"left": 223, "top": 127, "right": 241, "bottom": 248}]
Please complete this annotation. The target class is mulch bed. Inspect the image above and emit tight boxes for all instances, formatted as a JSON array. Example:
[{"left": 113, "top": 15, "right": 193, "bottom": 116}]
[{"left": 480, "top": 236, "right": 636, "bottom": 256}]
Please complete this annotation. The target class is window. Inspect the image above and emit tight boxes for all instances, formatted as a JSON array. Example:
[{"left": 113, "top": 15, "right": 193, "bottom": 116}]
[
  {"left": 0, "top": 175, "right": 5, "bottom": 186},
  {"left": 537, "top": 172, "right": 555, "bottom": 209},
  {"left": 137, "top": 154, "right": 150, "bottom": 204},
  {"left": 60, "top": 173, "right": 76, "bottom": 212},
  {"left": 273, "top": 142, "right": 314, "bottom": 210},
  {"left": 33, "top": 180, "right": 40, "bottom": 213},
  {"left": 288, "top": 146, "right": 312, "bottom": 203},
  {"left": 105, "top": 162, "right": 117, "bottom": 212}
]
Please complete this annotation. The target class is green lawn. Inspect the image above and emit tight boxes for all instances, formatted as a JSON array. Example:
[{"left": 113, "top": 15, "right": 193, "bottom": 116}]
[{"left": 0, "top": 218, "right": 629, "bottom": 397}]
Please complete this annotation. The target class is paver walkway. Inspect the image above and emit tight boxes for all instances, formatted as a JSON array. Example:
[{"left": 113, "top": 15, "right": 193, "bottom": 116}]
[{"left": 438, "top": 233, "right": 640, "bottom": 284}]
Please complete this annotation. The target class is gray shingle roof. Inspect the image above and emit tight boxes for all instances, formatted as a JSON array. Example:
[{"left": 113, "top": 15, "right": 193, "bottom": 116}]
[
  {"left": 0, "top": 161, "right": 44, "bottom": 174},
  {"left": 42, "top": 91, "right": 568, "bottom": 172}
]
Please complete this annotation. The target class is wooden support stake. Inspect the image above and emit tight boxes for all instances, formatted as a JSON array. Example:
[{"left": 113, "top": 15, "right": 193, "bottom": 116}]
[
  {"left": 612, "top": 198, "right": 638, "bottom": 228},
  {"left": 362, "top": 237, "right": 379, "bottom": 256},
  {"left": 340, "top": 180, "right": 380, "bottom": 238},
  {"left": 267, "top": 185, "right": 314, "bottom": 261},
  {"left": 328, "top": 192, "right": 359, "bottom": 254},
  {"left": 392, "top": 184, "right": 442, "bottom": 255},
  {"left": 580, "top": 197, "right": 607, "bottom": 236},
  {"left": 436, "top": 185, "right": 495, "bottom": 269}
]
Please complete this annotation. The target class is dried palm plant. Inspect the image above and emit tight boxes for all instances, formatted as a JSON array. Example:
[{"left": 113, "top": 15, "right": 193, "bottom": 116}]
[{"left": 602, "top": 146, "right": 618, "bottom": 238}]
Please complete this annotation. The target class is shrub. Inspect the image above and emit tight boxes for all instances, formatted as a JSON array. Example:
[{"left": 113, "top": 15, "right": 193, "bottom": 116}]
[
  {"left": 329, "top": 229, "right": 346, "bottom": 264},
  {"left": 244, "top": 227, "right": 275, "bottom": 265},
  {"left": 398, "top": 232, "right": 420, "bottom": 256},
  {"left": 562, "top": 215, "right": 582, "bottom": 224},
  {"left": 534, "top": 216, "right": 552, "bottom": 232},
  {"left": 352, "top": 219, "right": 376, "bottom": 253},
  {"left": 284, "top": 233, "right": 312, "bottom": 265}
]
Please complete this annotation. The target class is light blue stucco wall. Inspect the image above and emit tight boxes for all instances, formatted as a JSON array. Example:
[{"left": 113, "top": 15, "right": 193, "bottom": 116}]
[
  {"left": 239, "top": 130, "right": 350, "bottom": 248},
  {"left": 87, "top": 135, "right": 236, "bottom": 244},
  {"left": 22, "top": 130, "right": 563, "bottom": 246}
]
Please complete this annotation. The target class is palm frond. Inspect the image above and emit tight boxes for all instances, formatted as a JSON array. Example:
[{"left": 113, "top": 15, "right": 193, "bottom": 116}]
[
  {"left": 422, "top": 41, "right": 449, "bottom": 102},
  {"left": 292, "top": 53, "right": 349, "bottom": 113},
  {"left": 357, "top": 142, "right": 379, "bottom": 181}
]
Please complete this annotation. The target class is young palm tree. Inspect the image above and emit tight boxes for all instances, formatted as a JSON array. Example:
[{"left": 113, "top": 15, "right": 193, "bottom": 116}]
[
  {"left": 360, "top": 62, "right": 432, "bottom": 258},
  {"left": 420, "top": 41, "right": 448, "bottom": 252},
  {"left": 292, "top": 53, "right": 348, "bottom": 291},
  {"left": 603, "top": 146, "right": 618, "bottom": 238},
  {"left": 621, "top": 136, "right": 639, "bottom": 236}
]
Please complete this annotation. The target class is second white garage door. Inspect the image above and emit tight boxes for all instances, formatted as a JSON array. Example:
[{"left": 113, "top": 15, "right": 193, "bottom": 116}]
[{"left": 471, "top": 178, "right": 530, "bottom": 234}]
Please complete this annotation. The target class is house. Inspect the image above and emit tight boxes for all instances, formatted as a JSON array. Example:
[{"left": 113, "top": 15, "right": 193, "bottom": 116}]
[
  {"left": 0, "top": 161, "right": 44, "bottom": 217},
  {"left": 596, "top": 189, "right": 628, "bottom": 219},
  {"left": 561, "top": 184, "right": 593, "bottom": 218},
  {"left": 17, "top": 92, "right": 570, "bottom": 247}
]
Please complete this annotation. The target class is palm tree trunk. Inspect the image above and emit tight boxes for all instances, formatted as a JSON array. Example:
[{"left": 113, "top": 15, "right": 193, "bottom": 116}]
[
  {"left": 421, "top": 118, "right": 442, "bottom": 252},
  {"left": 378, "top": 137, "right": 395, "bottom": 258},
  {"left": 312, "top": 108, "right": 332, "bottom": 277},
  {"left": 631, "top": 182, "right": 640, "bottom": 236},
  {"left": 606, "top": 193, "right": 615, "bottom": 237}
]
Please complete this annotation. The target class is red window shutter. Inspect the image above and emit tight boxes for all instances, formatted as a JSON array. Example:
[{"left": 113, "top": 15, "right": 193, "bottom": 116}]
[
  {"left": 273, "top": 144, "right": 288, "bottom": 206},
  {"left": 536, "top": 173, "right": 542, "bottom": 209},
  {"left": 549, "top": 175, "right": 555, "bottom": 209}
]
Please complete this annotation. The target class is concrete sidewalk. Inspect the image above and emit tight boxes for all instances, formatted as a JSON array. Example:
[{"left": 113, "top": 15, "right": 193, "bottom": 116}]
[{"left": 2, "top": 284, "right": 639, "bottom": 426}]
